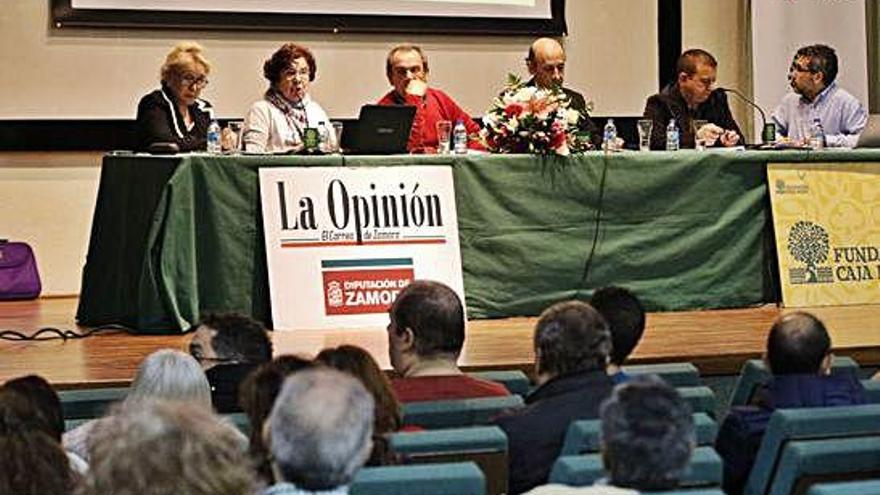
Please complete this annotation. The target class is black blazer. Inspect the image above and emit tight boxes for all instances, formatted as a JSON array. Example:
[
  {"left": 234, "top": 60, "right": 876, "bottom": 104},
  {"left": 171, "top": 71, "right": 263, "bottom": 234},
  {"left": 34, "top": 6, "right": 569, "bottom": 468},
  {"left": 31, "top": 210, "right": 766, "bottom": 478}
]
[{"left": 135, "top": 85, "right": 214, "bottom": 152}]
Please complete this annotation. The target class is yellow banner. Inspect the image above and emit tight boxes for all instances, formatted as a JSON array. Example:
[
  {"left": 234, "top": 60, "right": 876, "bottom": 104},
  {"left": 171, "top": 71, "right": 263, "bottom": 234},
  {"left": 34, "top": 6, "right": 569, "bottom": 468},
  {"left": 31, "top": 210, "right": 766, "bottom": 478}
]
[{"left": 768, "top": 162, "right": 880, "bottom": 307}]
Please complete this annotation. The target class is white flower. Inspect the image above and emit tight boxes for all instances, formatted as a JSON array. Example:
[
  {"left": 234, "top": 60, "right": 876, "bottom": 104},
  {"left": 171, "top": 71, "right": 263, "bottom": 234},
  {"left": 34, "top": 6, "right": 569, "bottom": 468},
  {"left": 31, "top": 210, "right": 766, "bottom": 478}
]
[{"left": 565, "top": 108, "right": 581, "bottom": 125}]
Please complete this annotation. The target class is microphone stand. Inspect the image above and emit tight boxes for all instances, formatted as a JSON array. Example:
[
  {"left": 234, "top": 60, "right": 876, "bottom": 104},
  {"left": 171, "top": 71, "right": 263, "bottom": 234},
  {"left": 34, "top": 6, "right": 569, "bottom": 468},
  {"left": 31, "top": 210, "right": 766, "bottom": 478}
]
[{"left": 721, "top": 87, "right": 776, "bottom": 145}]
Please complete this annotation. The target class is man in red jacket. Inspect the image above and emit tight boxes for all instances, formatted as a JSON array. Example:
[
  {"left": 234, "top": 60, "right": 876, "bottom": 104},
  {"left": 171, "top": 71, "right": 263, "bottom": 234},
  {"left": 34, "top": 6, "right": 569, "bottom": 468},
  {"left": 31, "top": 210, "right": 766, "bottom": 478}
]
[{"left": 378, "top": 44, "right": 483, "bottom": 154}]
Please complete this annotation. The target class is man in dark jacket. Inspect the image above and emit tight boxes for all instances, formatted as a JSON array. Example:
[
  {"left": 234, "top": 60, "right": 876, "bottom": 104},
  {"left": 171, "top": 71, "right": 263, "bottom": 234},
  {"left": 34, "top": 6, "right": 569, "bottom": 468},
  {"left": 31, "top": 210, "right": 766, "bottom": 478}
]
[
  {"left": 715, "top": 311, "right": 866, "bottom": 495},
  {"left": 493, "top": 300, "right": 614, "bottom": 494}
]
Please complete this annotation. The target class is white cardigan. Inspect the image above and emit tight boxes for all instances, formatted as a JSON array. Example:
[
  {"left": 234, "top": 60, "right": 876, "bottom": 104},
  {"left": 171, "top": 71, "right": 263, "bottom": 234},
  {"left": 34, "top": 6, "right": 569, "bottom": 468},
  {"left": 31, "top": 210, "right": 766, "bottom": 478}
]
[{"left": 242, "top": 95, "right": 335, "bottom": 153}]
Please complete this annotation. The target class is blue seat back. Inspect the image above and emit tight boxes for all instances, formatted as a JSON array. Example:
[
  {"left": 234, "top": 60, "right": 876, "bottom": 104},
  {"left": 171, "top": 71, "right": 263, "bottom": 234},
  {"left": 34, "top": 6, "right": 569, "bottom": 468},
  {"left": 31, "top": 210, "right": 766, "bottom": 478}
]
[
  {"left": 57, "top": 386, "right": 128, "bottom": 419},
  {"left": 549, "top": 445, "right": 722, "bottom": 488},
  {"left": 389, "top": 426, "right": 507, "bottom": 495},
  {"left": 863, "top": 379, "right": 880, "bottom": 404},
  {"left": 559, "top": 413, "right": 718, "bottom": 456},
  {"left": 677, "top": 386, "right": 717, "bottom": 416},
  {"left": 622, "top": 362, "right": 701, "bottom": 387},
  {"left": 806, "top": 479, "right": 880, "bottom": 495},
  {"left": 768, "top": 436, "right": 880, "bottom": 495},
  {"left": 730, "top": 357, "right": 860, "bottom": 408},
  {"left": 351, "top": 461, "right": 486, "bottom": 495},
  {"left": 402, "top": 395, "right": 524, "bottom": 428},
  {"left": 743, "top": 404, "right": 880, "bottom": 495},
  {"left": 468, "top": 371, "right": 530, "bottom": 396}
]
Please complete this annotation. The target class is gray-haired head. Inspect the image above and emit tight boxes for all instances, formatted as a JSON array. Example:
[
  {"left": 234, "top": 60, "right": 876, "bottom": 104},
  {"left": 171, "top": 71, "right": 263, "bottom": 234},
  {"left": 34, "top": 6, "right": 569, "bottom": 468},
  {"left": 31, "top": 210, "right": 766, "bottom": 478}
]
[
  {"left": 600, "top": 375, "right": 694, "bottom": 491},
  {"left": 267, "top": 367, "right": 374, "bottom": 491},
  {"left": 125, "top": 349, "right": 212, "bottom": 408},
  {"left": 83, "top": 400, "right": 255, "bottom": 495}
]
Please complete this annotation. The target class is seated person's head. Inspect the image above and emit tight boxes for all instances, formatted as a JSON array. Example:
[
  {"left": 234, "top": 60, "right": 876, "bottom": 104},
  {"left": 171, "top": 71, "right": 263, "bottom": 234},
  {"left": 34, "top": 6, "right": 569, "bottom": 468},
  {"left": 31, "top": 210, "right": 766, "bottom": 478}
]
[
  {"left": 533, "top": 300, "right": 611, "bottom": 384},
  {"left": 238, "top": 355, "right": 313, "bottom": 483},
  {"left": 82, "top": 400, "right": 255, "bottom": 495},
  {"left": 387, "top": 280, "right": 465, "bottom": 376},
  {"left": 0, "top": 388, "right": 74, "bottom": 495},
  {"left": 590, "top": 287, "right": 646, "bottom": 369},
  {"left": 189, "top": 312, "right": 273, "bottom": 370},
  {"left": 316, "top": 345, "right": 403, "bottom": 465},
  {"left": 3, "top": 374, "right": 64, "bottom": 442},
  {"left": 766, "top": 311, "right": 832, "bottom": 376},
  {"left": 125, "top": 348, "right": 212, "bottom": 409},
  {"left": 266, "top": 368, "right": 374, "bottom": 491},
  {"left": 600, "top": 375, "right": 695, "bottom": 491},
  {"left": 160, "top": 42, "right": 211, "bottom": 107}
]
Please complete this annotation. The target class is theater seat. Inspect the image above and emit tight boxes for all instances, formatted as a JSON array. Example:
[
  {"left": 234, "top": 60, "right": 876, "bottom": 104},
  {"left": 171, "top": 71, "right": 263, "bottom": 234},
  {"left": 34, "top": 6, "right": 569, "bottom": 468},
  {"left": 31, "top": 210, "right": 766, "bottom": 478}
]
[
  {"left": 388, "top": 426, "right": 507, "bottom": 495},
  {"left": 548, "top": 445, "right": 722, "bottom": 488},
  {"left": 621, "top": 362, "right": 702, "bottom": 387},
  {"left": 765, "top": 436, "right": 880, "bottom": 495},
  {"left": 743, "top": 404, "right": 880, "bottom": 495},
  {"left": 730, "top": 357, "right": 860, "bottom": 407},
  {"left": 677, "top": 386, "right": 717, "bottom": 416},
  {"left": 862, "top": 379, "right": 880, "bottom": 403},
  {"left": 559, "top": 412, "right": 718, "bottom": 456},
  {"left": 805, "top": 479, "right": 880, "bottom": 495},
  {"left": 351, "top": 461, "right": 486, "bottom": 495},
  {"left": 468, "top": 370, "right": 531, "bottom": 396},
  {"left": 401, "top": 395, "right": 524, "bottom": 428},
  {"left": 57, "top": 386, "right": 128, "bottom": 419}
]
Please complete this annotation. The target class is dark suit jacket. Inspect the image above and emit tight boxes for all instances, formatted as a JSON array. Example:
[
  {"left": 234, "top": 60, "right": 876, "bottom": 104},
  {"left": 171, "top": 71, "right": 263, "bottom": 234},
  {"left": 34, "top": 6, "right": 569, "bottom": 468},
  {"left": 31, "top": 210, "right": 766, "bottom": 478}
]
[
  {"left": 715, "top": 372, "right": 866, "bottom": 495},
  {"left": 643, "top": 83, "right": 744, "bottom": 150},
  {"left": 205, "top": 362, "right": 259, "bottom": 413},
  {"left": 493, "top": 369, "right": 614, "bottom": 494}
]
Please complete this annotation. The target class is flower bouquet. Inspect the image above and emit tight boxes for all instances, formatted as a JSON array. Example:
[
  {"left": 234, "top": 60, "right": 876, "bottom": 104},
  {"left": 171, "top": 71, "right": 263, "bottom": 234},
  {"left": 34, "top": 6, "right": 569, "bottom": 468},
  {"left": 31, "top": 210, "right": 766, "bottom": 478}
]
[{"left": 481, "top": 75, "right": 591, "bottom": 156}]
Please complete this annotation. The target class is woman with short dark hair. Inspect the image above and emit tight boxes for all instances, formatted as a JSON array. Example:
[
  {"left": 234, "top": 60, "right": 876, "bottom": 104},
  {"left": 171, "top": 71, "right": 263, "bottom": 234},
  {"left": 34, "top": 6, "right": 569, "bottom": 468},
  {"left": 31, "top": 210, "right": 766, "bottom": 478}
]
[{"left": 243, "top": 43, "right": 335, "bottom": 153}]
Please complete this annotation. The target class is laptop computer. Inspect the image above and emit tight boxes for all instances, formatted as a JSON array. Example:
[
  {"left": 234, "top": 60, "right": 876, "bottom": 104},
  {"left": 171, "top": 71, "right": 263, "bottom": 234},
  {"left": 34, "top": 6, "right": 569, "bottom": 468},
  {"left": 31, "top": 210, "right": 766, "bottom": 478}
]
[
  {"left": 856, "top": 114, "right": 880, "bottom": 148},
  {"left": 341, "top": 104, "right": 416, "bottom": 155}
]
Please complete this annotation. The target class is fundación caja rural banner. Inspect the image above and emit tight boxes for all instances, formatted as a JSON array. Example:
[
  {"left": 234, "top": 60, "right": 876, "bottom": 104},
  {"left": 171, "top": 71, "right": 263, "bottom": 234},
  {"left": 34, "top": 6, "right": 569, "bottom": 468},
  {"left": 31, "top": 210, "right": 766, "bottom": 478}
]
[
  {"left": 768, "top": 162, "right": 880, "bottom": 307},
  {"left": 259, "top": 166, "right": 465, "bottom": 330}
]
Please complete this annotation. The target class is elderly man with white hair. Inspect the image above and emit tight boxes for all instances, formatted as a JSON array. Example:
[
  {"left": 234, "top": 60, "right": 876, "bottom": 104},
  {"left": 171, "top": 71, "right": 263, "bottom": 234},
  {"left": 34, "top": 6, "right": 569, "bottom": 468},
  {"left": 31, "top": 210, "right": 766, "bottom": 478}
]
[{"left": 263, "top": 367, "right": 375, "bottom": 495}]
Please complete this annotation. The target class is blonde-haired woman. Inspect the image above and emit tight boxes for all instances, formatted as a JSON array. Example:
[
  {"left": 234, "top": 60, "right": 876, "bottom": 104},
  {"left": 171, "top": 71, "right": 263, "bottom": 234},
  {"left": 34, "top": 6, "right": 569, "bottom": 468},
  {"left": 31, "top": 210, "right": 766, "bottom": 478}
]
[{"left": 135, "top": 42, "right": 216, "bottom": 152}]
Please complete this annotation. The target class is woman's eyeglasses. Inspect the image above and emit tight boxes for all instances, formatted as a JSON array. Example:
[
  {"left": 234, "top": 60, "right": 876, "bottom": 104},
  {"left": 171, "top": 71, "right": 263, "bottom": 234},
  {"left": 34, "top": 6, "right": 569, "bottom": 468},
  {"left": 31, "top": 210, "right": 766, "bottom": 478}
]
[{"left": 180, "top": 72, "right": 209, "bottom": 88}]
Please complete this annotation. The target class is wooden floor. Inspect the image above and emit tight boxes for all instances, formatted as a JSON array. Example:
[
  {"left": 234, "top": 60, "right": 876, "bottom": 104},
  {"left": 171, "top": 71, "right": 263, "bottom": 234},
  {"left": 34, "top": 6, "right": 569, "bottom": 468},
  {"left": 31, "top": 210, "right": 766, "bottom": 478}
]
[{"left": 1, "top": 297, "right": 879, "bottom": 389}]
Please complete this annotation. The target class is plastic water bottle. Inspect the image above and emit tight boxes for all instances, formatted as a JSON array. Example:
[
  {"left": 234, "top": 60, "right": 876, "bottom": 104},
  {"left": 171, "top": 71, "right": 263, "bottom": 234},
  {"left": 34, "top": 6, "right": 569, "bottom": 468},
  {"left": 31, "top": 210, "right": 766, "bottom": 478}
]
[
  {"left": 453, "top": 120, "right": 468, "bottom": 154},
  {"left": 666, "top": 119, "right": 680, "bottom": 151},
  {"left": 317, "top": 121, "right": 329, "bottom": 153},
  {"left": 809, "top": 118, "right": 826, "bottom": 150},
  {"left": 603, "top": 118, "right": 618, "bottom": 151},
  {"left": 207, "top": 120, "right": 221, "bottom": 154}
]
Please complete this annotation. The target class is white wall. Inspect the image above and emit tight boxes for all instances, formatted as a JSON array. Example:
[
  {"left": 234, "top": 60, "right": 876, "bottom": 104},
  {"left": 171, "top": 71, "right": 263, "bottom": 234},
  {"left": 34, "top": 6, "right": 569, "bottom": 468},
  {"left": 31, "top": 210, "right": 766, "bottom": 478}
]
[{"left": 0, "top": 0, "right": 657, "bottom": 119}]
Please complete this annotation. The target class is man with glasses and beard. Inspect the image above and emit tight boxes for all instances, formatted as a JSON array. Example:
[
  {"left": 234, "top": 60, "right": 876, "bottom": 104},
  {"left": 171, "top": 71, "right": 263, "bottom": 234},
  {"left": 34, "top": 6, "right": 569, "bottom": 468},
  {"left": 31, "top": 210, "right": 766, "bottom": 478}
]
[{"left": 771, "top": 44, "right": 867, "bottom": 148}]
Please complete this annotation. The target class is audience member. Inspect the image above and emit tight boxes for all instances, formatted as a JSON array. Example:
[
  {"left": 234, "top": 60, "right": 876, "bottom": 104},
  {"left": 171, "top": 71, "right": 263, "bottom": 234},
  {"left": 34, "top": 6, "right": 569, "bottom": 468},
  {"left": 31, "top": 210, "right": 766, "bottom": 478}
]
[
  {"left": 494, "top": 300, "right": 614, "bottom": 494},
  {"left": 643, "top": 48, "right": 743, "bottom": 149},
  {"left": 239, "top": 354, "right": 313, "bottom": 485},
  {"left": 715, "top": 311, "right": 866, "bottom": 495},
  {"left": 771, "top": 44, "right": 867, "bottom": 147},
  {"left": 63, "top": 348, "right": 212, "bottom": 461},
  {"left": 590, "top": 287, "right": 646, "bottom": 384},
  {"left": 263, "top": 368, "right": 374, "bottom": 495},
  {"left": 4, "top": 374, "right": 89, "bottom": 474},
  {"left": 0, "top": 388, "right": 75, "bottom": 495},
  {"left": 525, "top": 37, "right": 600, "bottom": 146},
  {"left": 243, "top": 43, "right": 335, "bottom": 153},
  {"left": 388, "top": 280, "right": 509, "bottom": 402},
  {"left": 378, "top": 44, "right": 482, "bottom": 153},
  {"left": 81, "top": 400, "right": 255, "bottom": 495},
  {"left": 136, "top": 42, "right": 217, "bottom": 152},
  {"left": 316, "top": 345, "right": 403, "bottom": 465},
  {"left": 189, "top": 312, "right": 273, "bottom": 413}
]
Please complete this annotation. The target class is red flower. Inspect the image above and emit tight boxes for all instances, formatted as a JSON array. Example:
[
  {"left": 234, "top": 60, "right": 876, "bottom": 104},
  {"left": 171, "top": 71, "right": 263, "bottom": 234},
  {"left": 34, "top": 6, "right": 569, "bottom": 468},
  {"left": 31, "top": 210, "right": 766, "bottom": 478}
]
[{"left": 504, "top": 103, "right": 525, "bottom": 118}]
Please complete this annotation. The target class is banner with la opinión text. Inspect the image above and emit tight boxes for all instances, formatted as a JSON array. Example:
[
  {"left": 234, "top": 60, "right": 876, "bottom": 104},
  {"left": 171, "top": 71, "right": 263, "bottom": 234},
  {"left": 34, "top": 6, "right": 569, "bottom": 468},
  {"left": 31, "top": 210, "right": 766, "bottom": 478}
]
[
  {"left": 768, "top": 162, "right": 880, "bottom": 307},
  {"left": 259, "top": 166, "right": 465, "bottom": 330}
]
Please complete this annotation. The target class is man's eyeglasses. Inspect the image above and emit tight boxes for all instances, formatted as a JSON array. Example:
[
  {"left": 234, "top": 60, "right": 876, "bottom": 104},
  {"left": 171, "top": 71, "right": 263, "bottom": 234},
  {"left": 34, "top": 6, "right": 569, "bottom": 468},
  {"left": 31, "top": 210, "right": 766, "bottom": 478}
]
[
  {"left": 180, "top": 72, "right": 209, "bottom": 87},
  {"left": 790, "top": 63, "right": 816, "bottom": 74},
  {"left": 283, "top": 68, "right": 311, "bottom": 80}
]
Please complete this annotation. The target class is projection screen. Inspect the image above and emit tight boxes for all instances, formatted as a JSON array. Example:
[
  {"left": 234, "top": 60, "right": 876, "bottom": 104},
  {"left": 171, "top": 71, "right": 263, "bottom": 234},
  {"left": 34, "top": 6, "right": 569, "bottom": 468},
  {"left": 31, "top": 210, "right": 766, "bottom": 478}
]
[{"left": 52, "top": 0, "right": 567, "bottom": 35}]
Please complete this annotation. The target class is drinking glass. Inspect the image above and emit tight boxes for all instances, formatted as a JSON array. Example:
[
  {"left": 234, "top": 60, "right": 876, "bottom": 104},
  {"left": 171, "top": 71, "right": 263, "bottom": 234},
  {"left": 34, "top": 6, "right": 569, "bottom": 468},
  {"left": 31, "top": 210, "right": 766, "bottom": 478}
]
[
  {"left": 436, "top": 120, "right": 452, "bottom": 154},
  {"left": 693, "top": 119, "right": 709, "bottom": 151},
  {"left": 227, "top": 121, "right": 244, "bottom": 153},
  {"left": 331, "top": 121, "right": 344, "bottom": 153},
  {"left": 637, "top": 119, "right": 653, "bottom": 152}
]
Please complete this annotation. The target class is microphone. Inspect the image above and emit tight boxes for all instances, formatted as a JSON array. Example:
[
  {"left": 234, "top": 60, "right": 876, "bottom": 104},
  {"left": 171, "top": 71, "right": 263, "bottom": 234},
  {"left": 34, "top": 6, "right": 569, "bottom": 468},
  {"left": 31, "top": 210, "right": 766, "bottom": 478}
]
[{"left": 719, "top": 87, "right": 776, "bottom": 145}]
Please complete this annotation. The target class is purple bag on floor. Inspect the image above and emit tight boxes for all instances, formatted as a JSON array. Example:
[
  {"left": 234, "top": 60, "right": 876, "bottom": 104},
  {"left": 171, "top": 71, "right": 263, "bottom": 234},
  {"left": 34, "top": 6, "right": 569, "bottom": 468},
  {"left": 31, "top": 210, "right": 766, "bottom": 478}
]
[{"left": 0, "top": 241, "right": 41, "bottom": 300}]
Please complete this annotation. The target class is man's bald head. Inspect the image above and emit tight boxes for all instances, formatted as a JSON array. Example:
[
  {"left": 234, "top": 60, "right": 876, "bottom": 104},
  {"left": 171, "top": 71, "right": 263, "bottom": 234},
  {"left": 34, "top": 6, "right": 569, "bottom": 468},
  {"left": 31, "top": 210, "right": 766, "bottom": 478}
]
[
  {"left": 766, "top": 312, "right": 831, "bottom": 375},
  {"left": 527, "top": 37, "right": 566, "bottom": 89}
]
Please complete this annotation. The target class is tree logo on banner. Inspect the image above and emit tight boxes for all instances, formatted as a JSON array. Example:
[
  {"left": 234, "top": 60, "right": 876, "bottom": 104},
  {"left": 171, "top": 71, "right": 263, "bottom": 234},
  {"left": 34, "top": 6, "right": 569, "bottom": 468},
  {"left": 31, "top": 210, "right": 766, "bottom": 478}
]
[{"left": 787, "top": 221, "right": 833, "bottom": 284}]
